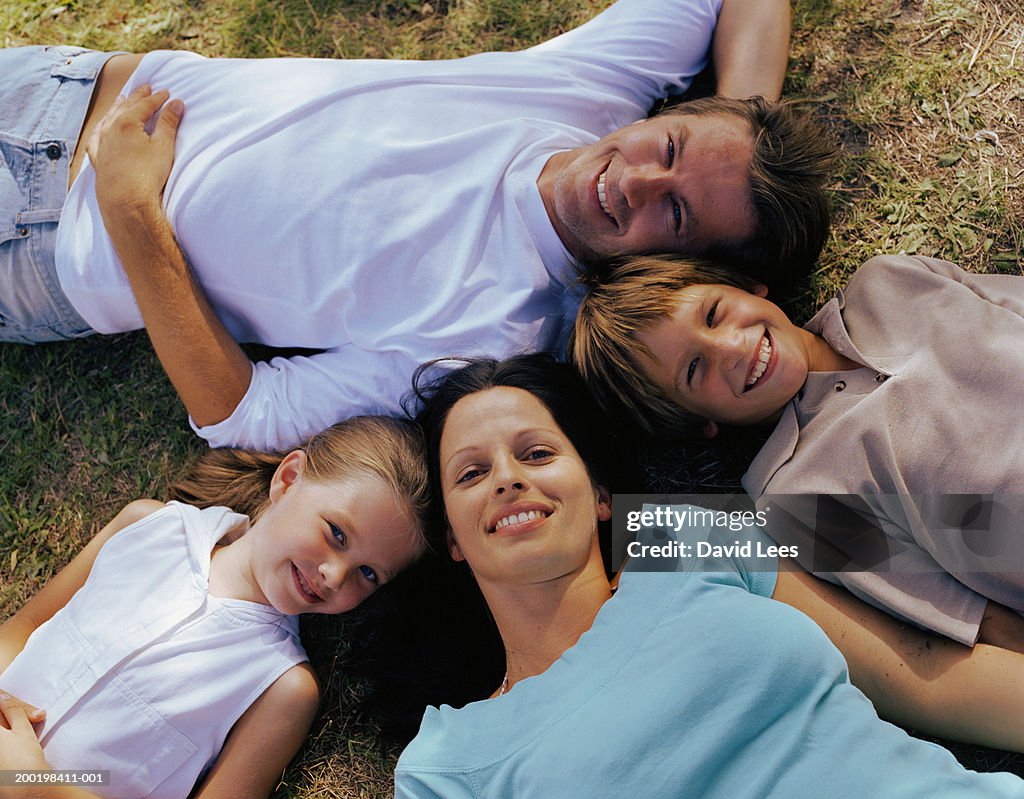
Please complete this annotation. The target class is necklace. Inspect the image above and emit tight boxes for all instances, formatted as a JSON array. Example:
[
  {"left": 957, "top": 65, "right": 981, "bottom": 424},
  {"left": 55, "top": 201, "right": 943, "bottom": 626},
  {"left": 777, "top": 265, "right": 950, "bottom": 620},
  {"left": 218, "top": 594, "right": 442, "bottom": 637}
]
[{"left": 498, "top": 671, "right": 509, "bottom": 697}]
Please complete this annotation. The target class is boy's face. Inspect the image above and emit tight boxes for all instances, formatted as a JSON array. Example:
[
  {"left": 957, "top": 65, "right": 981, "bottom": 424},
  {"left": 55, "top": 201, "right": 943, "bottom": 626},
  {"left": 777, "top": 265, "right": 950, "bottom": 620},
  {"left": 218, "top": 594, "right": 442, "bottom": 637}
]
[{"left": 635, "top": 284, "right": 814, "bottom": 431}]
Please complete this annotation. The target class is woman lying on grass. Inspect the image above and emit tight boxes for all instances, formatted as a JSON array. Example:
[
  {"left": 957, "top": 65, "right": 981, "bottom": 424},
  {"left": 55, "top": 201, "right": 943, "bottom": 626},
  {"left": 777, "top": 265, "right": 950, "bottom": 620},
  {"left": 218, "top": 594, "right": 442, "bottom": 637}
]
[
  {"left": 572, "top": 253, "right": 1024, "bottom": 651},
  {"left": 0, "top": 417, "right": 427, "bottom": 799},
  {"left": 395, "top": 354, "right": 1024, "bottom": 798}
]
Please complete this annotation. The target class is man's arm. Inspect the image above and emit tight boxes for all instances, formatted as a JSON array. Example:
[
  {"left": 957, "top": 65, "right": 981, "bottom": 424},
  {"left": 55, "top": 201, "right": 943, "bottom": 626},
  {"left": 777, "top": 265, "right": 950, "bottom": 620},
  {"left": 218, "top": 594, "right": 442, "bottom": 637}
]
[
  {"left": 713, "top": 0, "right": 791, "bottom": 100},
  {"left": 86, "top": 86, "right": 253, "bottom": 429}
]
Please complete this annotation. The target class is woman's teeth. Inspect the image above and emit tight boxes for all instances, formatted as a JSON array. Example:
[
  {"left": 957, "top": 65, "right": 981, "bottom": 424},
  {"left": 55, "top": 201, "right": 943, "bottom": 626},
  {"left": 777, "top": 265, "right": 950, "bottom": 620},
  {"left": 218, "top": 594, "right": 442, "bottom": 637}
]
[
  {"left": 495, "top": 510, "right": 544, "bottom": 530},
  {"left": 747, "top": 335, "right": 772, "bottom": 387}
]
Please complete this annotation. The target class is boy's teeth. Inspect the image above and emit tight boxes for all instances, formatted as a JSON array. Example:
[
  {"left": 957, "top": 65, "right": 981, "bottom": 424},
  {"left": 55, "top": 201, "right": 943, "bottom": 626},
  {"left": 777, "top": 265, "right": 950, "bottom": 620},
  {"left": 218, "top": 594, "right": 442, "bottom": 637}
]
[{"left": 747, "top": 336, "right": 772, "bottom": 387}]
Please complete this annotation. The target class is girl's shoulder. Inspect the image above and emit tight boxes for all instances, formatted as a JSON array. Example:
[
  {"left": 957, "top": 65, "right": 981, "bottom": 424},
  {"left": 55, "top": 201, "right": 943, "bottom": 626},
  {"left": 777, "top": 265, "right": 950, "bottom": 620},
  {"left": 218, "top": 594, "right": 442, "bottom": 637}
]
[{"left": 114, "top": 498, "right": 166, "bottom": 526}]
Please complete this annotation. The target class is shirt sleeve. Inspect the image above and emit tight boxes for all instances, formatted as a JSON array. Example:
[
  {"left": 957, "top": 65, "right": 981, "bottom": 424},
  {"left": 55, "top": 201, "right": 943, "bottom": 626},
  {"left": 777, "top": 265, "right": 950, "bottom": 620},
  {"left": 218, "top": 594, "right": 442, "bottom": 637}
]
[
  {"left": 394, "top": 771, "right": 473, "bottom": 799},
  {"left": 759, "top": 494, "right": 988, "bottom": 645},
  {"left": 526, "top": 0, "right": 724, "bottom": 120},
  {"left": 190, "top": 346, "right": 414, "bottom": 450},
  {"left": 854, "top": 254, "right": 1024, "bottom": 318}
]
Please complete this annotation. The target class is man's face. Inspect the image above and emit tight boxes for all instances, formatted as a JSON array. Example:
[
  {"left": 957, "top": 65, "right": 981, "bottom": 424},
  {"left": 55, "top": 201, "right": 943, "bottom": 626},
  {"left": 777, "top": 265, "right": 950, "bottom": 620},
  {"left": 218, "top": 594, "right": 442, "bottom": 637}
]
[{"left": 538, "top": 112, "right": 757, "bottom": 262}]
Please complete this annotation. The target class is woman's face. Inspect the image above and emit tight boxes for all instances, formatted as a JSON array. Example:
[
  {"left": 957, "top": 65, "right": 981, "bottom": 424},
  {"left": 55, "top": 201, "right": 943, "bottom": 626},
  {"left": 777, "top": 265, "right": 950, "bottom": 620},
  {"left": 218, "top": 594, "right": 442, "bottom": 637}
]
[{"left": 439, "top": 386, "right": 611, "bottom": 588}]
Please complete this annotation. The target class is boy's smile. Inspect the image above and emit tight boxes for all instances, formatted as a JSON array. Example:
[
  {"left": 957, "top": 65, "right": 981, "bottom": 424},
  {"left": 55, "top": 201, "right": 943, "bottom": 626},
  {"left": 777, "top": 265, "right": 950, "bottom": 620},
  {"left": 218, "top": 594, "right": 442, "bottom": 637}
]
[{"left": 634, "top": 284, "right": 825, "bottom": 432}]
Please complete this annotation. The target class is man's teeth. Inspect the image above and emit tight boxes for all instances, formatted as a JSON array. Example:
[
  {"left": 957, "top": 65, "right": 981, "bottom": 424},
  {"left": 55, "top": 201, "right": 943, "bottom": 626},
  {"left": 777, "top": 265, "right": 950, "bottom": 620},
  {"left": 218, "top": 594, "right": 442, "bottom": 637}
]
[
  {"left": 597, "top": 172, "right": 615, "bottom": 222},
  {"left": 747, "top": 336, "right": 772, "bottom": 387},
  {"left": 495, "top": 510, "right": 544, "bottom": 530}
]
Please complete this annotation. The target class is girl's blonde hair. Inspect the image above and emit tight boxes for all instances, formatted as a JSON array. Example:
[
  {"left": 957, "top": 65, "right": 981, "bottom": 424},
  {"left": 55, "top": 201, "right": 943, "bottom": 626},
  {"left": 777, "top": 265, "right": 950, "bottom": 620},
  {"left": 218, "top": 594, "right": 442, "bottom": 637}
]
[{"left": 170, "top": 416, "right": 430, "bottom": 545}]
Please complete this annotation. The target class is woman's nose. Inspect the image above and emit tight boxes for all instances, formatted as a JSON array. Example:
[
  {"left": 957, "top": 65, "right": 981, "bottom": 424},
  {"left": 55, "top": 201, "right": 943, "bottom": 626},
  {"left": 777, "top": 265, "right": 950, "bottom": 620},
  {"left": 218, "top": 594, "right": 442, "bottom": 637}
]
[{"left": 491, "top": 455, "right": 527, "bottom": 495}]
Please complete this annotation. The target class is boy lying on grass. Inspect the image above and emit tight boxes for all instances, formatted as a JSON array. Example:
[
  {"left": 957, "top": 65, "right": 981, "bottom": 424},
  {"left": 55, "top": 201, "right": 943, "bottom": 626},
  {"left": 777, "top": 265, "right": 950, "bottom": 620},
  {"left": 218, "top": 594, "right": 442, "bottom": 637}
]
[{"left": 572, "top": 253, "right": 1024, "bottom": 652}]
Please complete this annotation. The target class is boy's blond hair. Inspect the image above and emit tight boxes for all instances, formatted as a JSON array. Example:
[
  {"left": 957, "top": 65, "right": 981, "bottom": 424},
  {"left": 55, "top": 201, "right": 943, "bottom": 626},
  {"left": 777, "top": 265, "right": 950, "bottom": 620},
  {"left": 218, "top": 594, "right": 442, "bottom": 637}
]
[{"left": 570, "top": 254, "right": 762, "bottom": 437}]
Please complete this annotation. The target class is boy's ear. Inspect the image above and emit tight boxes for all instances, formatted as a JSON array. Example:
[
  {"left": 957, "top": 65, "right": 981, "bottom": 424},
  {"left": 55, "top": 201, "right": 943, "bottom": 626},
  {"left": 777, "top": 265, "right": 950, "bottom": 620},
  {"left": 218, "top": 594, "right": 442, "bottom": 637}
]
[
  {"left": 752, "top": 281, "right": 768, "bottom": 298},
  {"left": 446, "top": 527, "right": 466, "bottom": 562},
  {"left": 595, "top": 485, "right": 613, "bottom": 522},
  {"left": 701, "top": 420, "right": 719, "bottom": 439},
  {"left": 269, "top": 450, "right": 307, "bottom": 503}
]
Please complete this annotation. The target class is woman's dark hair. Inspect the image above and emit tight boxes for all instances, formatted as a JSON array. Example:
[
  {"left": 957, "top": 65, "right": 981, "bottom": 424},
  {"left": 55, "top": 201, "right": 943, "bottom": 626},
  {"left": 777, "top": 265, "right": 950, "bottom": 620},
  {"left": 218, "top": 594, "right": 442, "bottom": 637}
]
[
  {"left": 409, "top": 353, "right": 620, "bottom": 550},
  {"left": 361, "top": 354, "right": 631, "bottom": 741}
]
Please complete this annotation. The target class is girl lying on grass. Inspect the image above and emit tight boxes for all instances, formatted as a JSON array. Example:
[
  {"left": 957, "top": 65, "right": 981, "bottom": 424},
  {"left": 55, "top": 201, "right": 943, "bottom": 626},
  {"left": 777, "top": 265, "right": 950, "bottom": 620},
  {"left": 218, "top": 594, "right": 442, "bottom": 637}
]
[
  {"left": 572, "top": 253, "right": 1024, "bottom": 651},
  {"left": 0, "top": 416, "right": 428, "bottom": 799}
]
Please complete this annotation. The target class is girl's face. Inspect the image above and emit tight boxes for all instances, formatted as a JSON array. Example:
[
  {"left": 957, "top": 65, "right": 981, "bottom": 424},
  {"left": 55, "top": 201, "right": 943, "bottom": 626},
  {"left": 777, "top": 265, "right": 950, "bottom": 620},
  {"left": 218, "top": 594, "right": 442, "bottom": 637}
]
[
  {"left": 247, "top": 455, "right": 423, "bottom": 615},
  {"left": 635, "top": 283, "right": 816, "bottom": 431},
  {"left": 439, "top": 387, "right": 611, "bottom": 588}
]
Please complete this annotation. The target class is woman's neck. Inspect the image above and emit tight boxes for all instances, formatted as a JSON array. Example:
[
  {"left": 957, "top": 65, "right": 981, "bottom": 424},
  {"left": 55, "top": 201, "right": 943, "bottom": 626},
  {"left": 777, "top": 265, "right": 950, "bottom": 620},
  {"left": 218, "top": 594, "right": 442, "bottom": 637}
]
[{"left": 483, "top": 551, "right": 612, "bottom": 693}]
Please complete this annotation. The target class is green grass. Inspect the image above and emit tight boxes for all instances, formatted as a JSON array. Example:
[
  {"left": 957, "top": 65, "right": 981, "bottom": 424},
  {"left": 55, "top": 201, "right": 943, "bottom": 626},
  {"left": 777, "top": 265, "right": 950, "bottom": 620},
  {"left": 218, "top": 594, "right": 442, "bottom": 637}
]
[{"left": 2, "top": 0, "right": 1023, "bottom": 796}]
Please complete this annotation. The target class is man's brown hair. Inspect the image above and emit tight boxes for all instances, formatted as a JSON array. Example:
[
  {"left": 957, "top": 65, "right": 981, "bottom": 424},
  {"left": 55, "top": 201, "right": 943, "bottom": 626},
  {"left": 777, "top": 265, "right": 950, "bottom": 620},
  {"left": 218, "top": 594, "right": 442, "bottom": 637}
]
[{"left": 583, "top": 97, "right": 836, "bottom": 292}]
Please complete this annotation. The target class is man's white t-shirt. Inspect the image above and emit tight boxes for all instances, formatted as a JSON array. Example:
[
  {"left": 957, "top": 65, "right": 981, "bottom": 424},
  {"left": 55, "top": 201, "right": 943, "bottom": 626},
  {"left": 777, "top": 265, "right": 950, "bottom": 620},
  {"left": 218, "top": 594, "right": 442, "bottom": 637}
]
[{"left": 56, "top": 0, "right": 722, "bottom": 450}]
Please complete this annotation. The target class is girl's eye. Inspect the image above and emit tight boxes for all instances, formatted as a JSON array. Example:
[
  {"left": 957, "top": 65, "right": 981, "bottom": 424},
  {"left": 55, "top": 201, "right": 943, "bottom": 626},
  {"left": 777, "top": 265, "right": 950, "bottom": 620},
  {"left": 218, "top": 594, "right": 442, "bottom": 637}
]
[
  {"left": 686, "top": 358, "right": 698, "bottom": 387},
  {"left": 359, "top": 565, "right": 378, "bottom": 584},
  {"left": 706, "top": 301, "right": 719, "bottom": 327},
  {"left": 329, "top": 522, "right": 347, "bottom": 546},
  {"left": 666, "top": 135, "right": 675, "bottom": 168},
  {"left": 672, "top": 201, "right": 682, "bottom": 233}
]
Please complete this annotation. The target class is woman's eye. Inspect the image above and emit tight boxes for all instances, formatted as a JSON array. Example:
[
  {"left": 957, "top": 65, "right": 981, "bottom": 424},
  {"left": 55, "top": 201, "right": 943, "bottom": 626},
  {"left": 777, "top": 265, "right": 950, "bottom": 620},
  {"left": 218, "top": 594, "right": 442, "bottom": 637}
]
[
  {"left": 666, "top": 136, "right": 675, "bottom": 168},
  {"left": 706, "top": 301, "right": 719, "bottom": 327},
  {"left": 525, "top": 447, "right": 554, "bottom": 461},
  {"left": 329, "top": 522, "right": 347, "bottom": 546},
  {"left": 687, "top": 358, "right": 698, "bottom": 387},
  {"left": 672, "top": 201, "right": 682, "bottom": 233},
  {"left": 455, "top": 467, "right": 483, "bottom": 484},
  {"left": 359, "top": 565, "right": 378, "bottom": 584}
]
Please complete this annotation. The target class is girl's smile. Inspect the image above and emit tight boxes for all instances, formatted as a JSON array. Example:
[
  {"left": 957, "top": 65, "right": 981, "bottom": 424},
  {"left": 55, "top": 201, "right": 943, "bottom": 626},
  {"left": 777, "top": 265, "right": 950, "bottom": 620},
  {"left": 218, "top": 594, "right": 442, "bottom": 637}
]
[{"left": 211, "top": 455, "right": 423, "bottom": 616}]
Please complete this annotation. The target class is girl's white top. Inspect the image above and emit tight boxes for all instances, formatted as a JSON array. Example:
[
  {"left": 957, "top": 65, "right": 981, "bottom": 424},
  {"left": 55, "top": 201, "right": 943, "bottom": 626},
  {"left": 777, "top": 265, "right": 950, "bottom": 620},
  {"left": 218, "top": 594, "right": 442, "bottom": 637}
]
[{"left": 0, "top": 502, "right": 307, "bottom": 798}]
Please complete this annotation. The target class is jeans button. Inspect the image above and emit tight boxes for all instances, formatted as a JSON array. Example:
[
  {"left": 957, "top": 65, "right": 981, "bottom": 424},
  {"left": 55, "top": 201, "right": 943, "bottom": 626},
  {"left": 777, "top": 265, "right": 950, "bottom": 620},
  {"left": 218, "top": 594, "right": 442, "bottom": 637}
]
[{"left": 46, "top": 143, "right": 63, "bottom": 160}]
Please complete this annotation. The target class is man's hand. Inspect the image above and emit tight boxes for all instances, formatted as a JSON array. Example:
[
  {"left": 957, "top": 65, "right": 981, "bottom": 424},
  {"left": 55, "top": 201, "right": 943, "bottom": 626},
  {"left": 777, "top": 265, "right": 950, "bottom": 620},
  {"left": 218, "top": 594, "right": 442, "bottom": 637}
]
[
  {"left": 86, "top": 84, "right": 183, "bottom": 215},
  {"left": 84, "top": 85, "right": 254, "bottom": 429},
  {"left": 0, "top": 692, "right": 48, "bottom": 771},
  {"left": 0, "top": 691, "right": 44, "bottom": 730}
]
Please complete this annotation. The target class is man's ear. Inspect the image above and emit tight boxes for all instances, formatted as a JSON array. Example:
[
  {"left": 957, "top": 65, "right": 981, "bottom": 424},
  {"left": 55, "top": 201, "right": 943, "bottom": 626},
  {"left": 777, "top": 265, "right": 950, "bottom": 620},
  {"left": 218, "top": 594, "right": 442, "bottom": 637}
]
[
  {"left": 702, "top": 420, "right": 719, "bottom": 439},
  {"left": 751, "top": 281, "right": 768, "bottom": 298},
  {"left": 595, "top": 485, "right": 613, "bottom": 522},
  {"left": 446, "top": 527, "right": 466, "bottom": 562},
  {"left": 269, "top": 450, "right": 307, "bottom": 503}
]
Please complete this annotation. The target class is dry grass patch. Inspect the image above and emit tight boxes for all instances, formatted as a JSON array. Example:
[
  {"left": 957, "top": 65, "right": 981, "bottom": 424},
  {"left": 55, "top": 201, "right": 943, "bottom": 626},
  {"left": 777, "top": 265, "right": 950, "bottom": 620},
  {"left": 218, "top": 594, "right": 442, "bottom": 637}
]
[{"left": 792, "top": 0, "right": 1023, "bottom": 311}]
